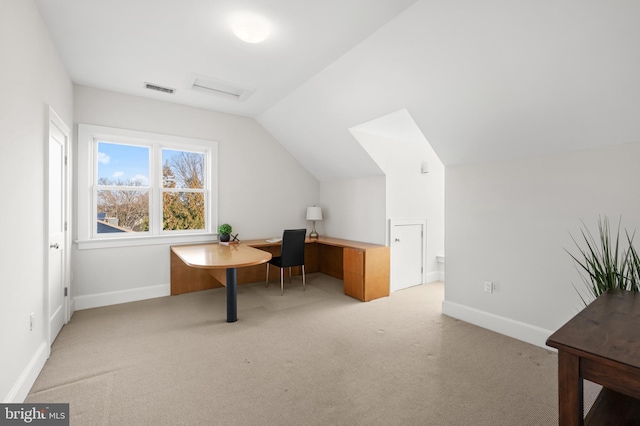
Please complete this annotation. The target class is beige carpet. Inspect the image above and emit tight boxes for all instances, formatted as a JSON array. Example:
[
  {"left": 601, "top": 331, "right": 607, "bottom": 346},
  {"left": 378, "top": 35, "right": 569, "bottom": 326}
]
[{"left": 27, "top": 275, "right": 595, "bottom": 425}]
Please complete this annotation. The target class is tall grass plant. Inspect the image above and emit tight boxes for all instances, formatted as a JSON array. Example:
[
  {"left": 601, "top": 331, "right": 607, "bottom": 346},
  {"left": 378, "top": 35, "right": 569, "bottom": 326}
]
[{"left": 567, "top": 216, "right": 639, "bottom": 305}]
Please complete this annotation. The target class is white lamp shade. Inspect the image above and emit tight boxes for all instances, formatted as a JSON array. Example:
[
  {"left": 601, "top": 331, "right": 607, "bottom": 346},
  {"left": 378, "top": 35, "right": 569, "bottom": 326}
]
[{"left": 306, "top": 206, "right": 323, "bottom": 221}]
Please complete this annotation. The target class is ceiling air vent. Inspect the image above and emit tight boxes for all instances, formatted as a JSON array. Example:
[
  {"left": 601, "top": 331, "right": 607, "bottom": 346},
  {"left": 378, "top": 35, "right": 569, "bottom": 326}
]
[
  {"left": 187, "top": 73, "right": 254, "bottom": 102},
  {"left": 144, "top": 82, "right": 175, "bottom": 94}
]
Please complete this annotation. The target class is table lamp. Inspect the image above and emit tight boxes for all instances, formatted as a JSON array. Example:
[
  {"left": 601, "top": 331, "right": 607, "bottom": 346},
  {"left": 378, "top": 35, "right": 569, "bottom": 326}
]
[{"left": 306, "top": 206, "right": 323, "bottom": 238}]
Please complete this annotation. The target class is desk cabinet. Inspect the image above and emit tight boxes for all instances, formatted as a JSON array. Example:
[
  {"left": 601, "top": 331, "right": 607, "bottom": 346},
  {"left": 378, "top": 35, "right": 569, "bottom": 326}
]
[
  {"left": 344, "top": 248, "right": 364, "bottom": 300},
  {"left": 343, "top": 246, "right": 389, "bottom": 302}
]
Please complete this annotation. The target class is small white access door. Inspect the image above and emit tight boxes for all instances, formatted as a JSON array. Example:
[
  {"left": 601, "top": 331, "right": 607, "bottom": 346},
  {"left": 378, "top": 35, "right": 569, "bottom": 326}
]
[
  {"left": 390, "top": 219, "right": 426, "bottom": 292},
  {"left": 47, "top": 107, "right": 70, "bottom": 345}
]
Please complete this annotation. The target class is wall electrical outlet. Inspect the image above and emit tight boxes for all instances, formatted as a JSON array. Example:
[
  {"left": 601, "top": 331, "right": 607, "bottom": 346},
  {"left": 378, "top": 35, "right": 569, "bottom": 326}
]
[
  {"left": 30, "top": 313, "right": 35, "bottom": 331},
  {"left": 483, "top": 281, "right": 494, "bottom": 294}
]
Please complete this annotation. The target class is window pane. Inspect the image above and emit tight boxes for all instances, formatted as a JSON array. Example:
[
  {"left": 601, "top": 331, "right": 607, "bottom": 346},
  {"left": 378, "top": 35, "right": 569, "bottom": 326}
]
[
  {"left": 98, "top": 142, "right": 149, "bottom": 187},
  {"left": 97, "top": 190, "right": 149, "bottom": 233},
  {"left": 163, "top": 191, "right": 205, "bottom": 231},
  {"left": 162, "top": 149, "right": 205, "bottom": 189}
]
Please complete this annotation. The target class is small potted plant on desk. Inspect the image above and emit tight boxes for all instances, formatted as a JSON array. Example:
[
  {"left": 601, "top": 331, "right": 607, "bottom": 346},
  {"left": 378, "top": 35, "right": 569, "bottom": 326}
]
[{"left": 218, "top": 223, "right": 232, "bottom": 243}]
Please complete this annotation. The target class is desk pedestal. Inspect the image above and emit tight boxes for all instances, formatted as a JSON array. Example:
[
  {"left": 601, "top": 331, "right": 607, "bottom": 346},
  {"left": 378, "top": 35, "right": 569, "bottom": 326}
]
[{"left": 226, "top": 268, "right": 237, "bottom": 323}]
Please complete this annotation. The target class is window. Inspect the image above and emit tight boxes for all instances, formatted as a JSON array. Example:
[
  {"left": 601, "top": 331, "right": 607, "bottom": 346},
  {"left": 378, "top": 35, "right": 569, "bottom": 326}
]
[
  {"left": 77, "top": 124, "right": 218, "bottom": 249},
  {"left": 96, "top": 142, "right": 150, "bottom": 234},
  {"left": 161, "top": 149, "right": 206, "bottom": 232}
]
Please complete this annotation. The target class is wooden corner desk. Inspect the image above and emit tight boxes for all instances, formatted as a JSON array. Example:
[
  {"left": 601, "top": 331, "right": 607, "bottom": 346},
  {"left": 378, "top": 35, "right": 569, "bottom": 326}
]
[{"left": 170, "top": 236, "right": 390, "bottom": 302}]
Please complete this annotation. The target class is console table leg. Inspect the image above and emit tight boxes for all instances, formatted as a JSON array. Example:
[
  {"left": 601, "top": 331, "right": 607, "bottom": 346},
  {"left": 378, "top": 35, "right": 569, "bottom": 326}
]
[
  {"left": 226, "top": 268, "right": 237, "bottom": 323},
  {"left": 558, "top": 351, "right": 583, "bottom": 426}
]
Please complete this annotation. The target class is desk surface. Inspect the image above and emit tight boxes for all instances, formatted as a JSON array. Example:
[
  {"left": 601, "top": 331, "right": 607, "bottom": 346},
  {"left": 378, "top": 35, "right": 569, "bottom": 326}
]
[
  {"left": 244, "top": 236, "right": 386, "bottom": 251},
  {"left": 171, "top": 243, "right": 272, "bottom": 269}
]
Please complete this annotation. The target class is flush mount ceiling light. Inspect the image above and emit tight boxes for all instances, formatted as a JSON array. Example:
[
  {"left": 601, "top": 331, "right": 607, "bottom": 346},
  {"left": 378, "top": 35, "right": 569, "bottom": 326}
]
[{"left": 229, "top": 12, "right": 271, "bottom": 43}]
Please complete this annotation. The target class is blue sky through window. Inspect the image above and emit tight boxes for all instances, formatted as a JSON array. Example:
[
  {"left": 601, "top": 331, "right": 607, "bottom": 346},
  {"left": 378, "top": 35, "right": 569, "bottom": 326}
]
[
  {"left": 98, "top": 142, "right": 204, "bottom": 188},
  {"left": 98, "top": 142, "right": 149, "bottom": 185}
]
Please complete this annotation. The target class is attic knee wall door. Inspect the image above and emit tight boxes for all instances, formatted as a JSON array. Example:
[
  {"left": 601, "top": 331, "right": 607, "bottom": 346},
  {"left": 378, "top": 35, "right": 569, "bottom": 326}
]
[{"left": 390, "top": 219, "right": 425, "bottom": 292}]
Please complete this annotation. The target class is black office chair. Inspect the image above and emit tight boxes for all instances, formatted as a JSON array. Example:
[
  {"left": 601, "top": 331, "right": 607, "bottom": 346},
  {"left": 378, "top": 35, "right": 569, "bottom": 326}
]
[{"left": 266, "top": 229, "right": 306, "bottom": 295}]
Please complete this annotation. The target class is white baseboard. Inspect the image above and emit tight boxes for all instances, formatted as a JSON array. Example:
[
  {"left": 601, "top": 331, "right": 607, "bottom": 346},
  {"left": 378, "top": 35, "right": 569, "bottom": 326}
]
[
  {"left": 5, "top": 341, "right": 49, "bottom": 403},
  {"left": 74, "top": 284, "right": 170, "bottom": 310},
  {"left": 441, "top": 300, "right": 554, "bottom": 350},
  {"left": 426, "top": 271, "right": 444, "bottom": 284}
]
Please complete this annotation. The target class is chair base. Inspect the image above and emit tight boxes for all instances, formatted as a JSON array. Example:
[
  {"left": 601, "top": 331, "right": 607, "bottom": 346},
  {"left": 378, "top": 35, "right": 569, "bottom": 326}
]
[{"left": 266, "top": 264, "right": 306, "bottom": 295}]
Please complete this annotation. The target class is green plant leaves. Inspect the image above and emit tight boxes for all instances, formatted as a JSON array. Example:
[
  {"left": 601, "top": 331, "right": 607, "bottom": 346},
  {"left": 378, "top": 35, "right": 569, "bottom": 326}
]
[
  {"left": 218, "top": 223, "right": 232, "bottom": 234},
  {"left": 567, "top": 216, "right": 639, "bottom": 305}
]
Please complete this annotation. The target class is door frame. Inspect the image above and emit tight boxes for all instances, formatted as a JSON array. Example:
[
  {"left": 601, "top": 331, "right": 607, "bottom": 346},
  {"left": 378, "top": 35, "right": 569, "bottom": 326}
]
[
  {"left": 45, "top": 106, "right": 71, "bottom": 347},
  {"left": 389, "top": 218, "right": 427, "bottom": 292}
]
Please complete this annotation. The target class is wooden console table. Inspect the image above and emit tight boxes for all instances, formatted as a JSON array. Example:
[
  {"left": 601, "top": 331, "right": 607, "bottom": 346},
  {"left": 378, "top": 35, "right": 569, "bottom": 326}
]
[
  {"left": 546, "top": 290, "right": 640, "bottom": 425},
  {"left": 170, "top": 236, "right": 390, "bottom": 302}
]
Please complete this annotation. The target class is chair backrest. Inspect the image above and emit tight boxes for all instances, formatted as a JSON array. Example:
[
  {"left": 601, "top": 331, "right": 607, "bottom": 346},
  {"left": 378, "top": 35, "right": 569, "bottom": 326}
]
[{"left": 280, "top": 229, "right": 306, "bottom": 267}]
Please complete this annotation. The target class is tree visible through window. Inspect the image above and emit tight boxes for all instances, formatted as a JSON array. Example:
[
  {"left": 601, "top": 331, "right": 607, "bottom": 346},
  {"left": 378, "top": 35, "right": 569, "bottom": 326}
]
[
  {"left": 162, "top": 150, "right": 206, "bottom": 231},
  {"left": 95, "top": 142, "right": 207, "bottom": 235},
  {"left": 96, "top": 143, "right": 150, "bottom": 233},
  {"left": 78, "top": 124, "right": 217, "bottom": 247}
]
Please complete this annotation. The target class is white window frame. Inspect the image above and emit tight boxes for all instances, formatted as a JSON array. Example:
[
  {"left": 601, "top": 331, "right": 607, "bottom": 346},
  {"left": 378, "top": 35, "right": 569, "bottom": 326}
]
[{"left": 77, "top": 124, "right": 218, "bottom": 249}]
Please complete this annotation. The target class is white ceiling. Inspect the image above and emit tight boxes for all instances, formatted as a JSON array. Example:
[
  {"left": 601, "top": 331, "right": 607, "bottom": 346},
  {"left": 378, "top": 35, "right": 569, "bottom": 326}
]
[
  {"left": 36, "top": 0, "right": 640, "bottom": 182},
  {"left": 34, "top": 0, "right": 417, "bottom": 117}
]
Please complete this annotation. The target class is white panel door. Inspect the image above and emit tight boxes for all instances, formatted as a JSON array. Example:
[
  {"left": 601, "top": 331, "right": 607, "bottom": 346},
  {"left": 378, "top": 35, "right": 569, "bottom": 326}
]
[
  {"left": 391, "top": 220, "right": 424, "bottom": 292},
  {"left": 48, "top": 110, "right": 69, "bottom": 345}
]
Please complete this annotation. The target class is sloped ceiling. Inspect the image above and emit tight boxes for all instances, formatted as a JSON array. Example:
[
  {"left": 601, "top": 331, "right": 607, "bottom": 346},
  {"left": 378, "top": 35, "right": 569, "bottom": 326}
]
[
  {"left": 257, "top": 0, "right": 640, "bottom": 181},
  {"left": 35, "top": 0, "right": 640, "bottom": 183},
  {"left": 34, "top": 0, "right": 418, "bottom": 117}
]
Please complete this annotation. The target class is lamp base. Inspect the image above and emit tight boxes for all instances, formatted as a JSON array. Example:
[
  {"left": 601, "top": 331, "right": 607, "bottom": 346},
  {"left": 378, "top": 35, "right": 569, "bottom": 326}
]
[{"left": 309, "top": 220, "right": 319, "bottom": 238}]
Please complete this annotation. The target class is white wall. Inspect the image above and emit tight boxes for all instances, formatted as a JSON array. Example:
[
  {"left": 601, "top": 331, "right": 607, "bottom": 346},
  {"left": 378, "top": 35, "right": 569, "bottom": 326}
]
[
  {"left": 72, "top": 85, "right": 319, "bottom": 307},
  {"left": 443, "top": 141, "right": 640, "bottom": 348},
  {"left": 353, "top": 130, "right": 445, "bottom": 283},
  {"left": 0, "top": 0, "right": 73, "bottom": 402},
  {"left": 319, "top": 176, "right": 386, "bottom": 245}
]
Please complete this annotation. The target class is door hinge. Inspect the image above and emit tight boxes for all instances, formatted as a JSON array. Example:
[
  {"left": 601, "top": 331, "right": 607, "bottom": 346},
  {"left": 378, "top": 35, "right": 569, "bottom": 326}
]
[
  {"left": 64, "top": 221, "right": 68, "bottom": 231},
  {"left": 64, "top": 156, "right": 68, "bottom": 165},
  {"left": 64, "top": 287, "right": 68, "bottom": 297}
]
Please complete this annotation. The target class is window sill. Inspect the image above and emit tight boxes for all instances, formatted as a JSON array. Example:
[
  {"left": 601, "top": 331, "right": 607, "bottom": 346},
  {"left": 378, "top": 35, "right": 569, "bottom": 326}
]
[{"left": 75, "top": 233, "right": 218, "bottom": 250}]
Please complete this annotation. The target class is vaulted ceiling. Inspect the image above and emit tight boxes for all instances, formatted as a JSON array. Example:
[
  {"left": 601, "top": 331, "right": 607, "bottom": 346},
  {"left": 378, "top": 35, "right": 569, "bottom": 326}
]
[{"left": 36, "top": 0, "right": 640, "bottom": 182}]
